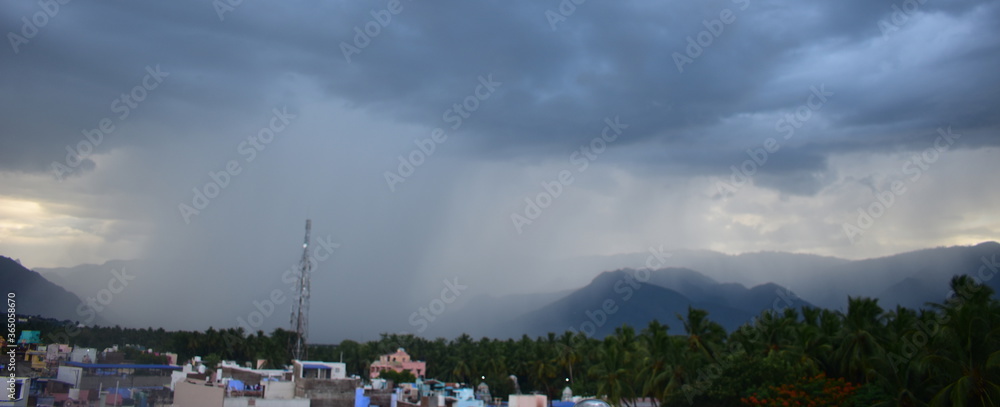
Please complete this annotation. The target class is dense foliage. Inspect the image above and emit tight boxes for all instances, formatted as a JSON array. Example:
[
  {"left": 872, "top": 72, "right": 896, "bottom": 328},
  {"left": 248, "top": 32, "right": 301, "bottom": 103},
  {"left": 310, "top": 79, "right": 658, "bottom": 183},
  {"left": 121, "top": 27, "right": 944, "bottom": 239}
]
[{"left": 21, "top": 275, "right": 1000, "bottom": 406}]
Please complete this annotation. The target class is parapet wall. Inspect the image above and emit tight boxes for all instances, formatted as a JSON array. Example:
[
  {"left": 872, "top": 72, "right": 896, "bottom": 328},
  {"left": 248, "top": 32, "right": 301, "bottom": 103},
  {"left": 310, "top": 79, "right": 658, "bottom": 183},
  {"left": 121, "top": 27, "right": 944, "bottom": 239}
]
[
  {"left": 81, "top": 375, "right": 172, "bottom": 390},
  {"left": 294, "top": 378, "right": 360, "bottom": 407}
]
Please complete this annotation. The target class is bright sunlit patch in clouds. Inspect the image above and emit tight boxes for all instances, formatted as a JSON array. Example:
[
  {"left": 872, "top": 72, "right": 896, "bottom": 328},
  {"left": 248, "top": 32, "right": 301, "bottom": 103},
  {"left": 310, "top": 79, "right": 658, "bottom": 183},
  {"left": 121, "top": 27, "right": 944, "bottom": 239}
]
[
  {"left": 0, "top": 196, "right": 116, "bottom": 267},
  {"left": 0, "top": 198, "right": 44, "bottom": 225},
  {"left": 0, "top": 150, "right": 149, "bottom": 268},
  {"left": 0, "top": 197, "right": 78, "bottom": 239}
]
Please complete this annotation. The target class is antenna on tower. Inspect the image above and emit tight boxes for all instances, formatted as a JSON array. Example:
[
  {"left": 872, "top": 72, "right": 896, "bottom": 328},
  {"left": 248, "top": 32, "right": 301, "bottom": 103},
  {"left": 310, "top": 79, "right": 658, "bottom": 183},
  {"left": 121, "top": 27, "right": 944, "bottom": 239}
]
[{"left": 291, "top": 219, "right": 312, "bottom": 361}]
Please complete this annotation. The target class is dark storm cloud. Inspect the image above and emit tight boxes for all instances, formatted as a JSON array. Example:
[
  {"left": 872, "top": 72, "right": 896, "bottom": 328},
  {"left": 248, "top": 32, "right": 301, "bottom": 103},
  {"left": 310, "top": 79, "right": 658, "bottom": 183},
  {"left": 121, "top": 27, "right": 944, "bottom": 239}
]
[
  {"left": 314, "top": 0, "right": 1000, "bottom": 160},
  {"left": 2, "top": 0, "right": 998, "bottom": 186}
]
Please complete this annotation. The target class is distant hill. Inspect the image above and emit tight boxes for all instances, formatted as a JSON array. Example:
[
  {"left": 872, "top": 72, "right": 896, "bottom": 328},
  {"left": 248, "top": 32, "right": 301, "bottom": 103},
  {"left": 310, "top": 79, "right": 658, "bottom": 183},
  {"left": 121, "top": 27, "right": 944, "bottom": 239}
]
[
  {"left": 877, "top": 277, "right": 939, "bottom": 310},
  {"left": 437, "top": 289, "right": 572, "bottom": 338},
  {"left": 568, "top": 242, "right": 1000, "bottom": 310},
  {"left": 637, "top": 267, "right": 811, "bottom": 312},
  {"left": 559, "top": 249, "right": 850, "bottom": 294},
  {"left": 35, "top": 260, "right": 136, "bottom": 300},
  {"left": 16, "top": 241, "right": 1000, "bottom": 340},
  {"left": 34, "top": 259, "right": 144, "bottom": 327},
  {"left": 793, "top": 241, "right": 1000, "bottom": 309},
  {"left": 0, "top": 256, "right": 104, "bottom": 325},
  {"left": 453, "top": 243, "right": 999, "bottom": 339},
  {"left": 491, "top": 268, "right": 811, "bottom": 338}
]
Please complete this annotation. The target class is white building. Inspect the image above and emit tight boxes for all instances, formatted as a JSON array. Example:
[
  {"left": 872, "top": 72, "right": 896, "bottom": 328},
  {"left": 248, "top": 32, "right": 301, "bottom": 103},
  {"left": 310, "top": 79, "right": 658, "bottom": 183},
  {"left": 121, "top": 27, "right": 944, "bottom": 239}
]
[
  {"left": 0, "top": 377, "right": 30, "bottom": 407},
  {"left": 293, "top": 360, "right": 347, "bottom": 380},
  {"left": 69, "top": 348, "right": 97, "bottom": 363}
]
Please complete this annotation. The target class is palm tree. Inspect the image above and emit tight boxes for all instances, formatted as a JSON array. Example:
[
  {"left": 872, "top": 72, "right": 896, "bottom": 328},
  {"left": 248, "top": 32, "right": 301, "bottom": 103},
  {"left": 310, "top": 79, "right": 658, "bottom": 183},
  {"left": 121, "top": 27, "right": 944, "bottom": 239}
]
[
  {"left": 751, "top": 308, "right": 799, "bottom": 356},
  {"left": 676, "top": 307, "right": 725, "bottom": 363},
  {"left": 868, "top": 306, "right": 927, "bottom": 406},
  {"left": 833, "top": 296, "right": 886, "bottom": 383},
  {"left": 485, "top": 343, "right": 509, "bottom": 384},
  {"left": 453, "top": 359, "right": 473, "bottom": 384},
  {"left": 638, "top": 320, "right": 677, "bottom": 405},
  {"left": 555, "top": 331, "right": 581, "bottom": 386},
  {"left": 530, "top": 356, "right": 558, "bottom": 396},
  {"left": 589, "top": 331, "right": 637, "bottom": 407},
  {"left": 924, "top": 276, "right": 1000, "bottom": 406},
  {"left": 794, "top": 306, "right": 833, "bottom": 371}
]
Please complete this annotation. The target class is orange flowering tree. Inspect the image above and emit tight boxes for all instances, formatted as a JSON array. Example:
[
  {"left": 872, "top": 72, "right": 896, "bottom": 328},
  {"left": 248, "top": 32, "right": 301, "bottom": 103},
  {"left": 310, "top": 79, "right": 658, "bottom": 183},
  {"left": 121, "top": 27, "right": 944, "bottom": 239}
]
[{"left": 740, "top": 373, "right": 864, "bottom": 407}]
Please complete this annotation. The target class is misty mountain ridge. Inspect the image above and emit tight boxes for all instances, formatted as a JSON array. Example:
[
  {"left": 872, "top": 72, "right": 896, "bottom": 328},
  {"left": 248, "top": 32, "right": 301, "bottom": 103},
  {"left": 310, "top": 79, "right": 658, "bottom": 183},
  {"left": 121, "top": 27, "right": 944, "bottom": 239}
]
[
  {"left": 0, "top": 255, "right": 109, "bottom": 326},
  {"left": 15, "top": 241, "right": 1000, "bottom": 341},
  {"left": 35, "top": 259, "right": 142, "bottom": 325},
  {"left": 416, "top": 242, "right": 1000, "bottom": 338},
  {"left": 564, "top": 241, "right": 1000, "bottom": 309},
  {"left": 37, "top": 259, "right": 139, "bottom": 299},
  {"left": 558, "top": 247, "right": 850, "bottom": 291},
  {"left": 504, "top": 267, "right": 811, "bottom": 338}
]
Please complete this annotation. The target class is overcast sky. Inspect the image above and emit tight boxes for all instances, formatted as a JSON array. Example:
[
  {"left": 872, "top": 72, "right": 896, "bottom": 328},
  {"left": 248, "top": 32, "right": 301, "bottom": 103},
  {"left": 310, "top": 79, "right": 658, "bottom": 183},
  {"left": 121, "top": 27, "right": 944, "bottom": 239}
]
[{"left": 1, "top": 0, "right": 998, "bottom": 339}]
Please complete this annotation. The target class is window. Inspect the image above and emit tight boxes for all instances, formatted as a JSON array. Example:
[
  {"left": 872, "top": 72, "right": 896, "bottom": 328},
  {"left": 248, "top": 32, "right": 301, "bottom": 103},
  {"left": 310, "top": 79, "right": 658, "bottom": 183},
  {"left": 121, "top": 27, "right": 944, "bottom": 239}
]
[{"left": 10, "top": 381, "right": 23, "bottom": 400}]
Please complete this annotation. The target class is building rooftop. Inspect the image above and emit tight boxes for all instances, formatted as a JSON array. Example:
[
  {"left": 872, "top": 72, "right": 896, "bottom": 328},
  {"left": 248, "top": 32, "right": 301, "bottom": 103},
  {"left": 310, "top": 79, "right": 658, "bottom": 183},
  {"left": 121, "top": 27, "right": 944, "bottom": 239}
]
[{"left": 64, "top": 361, "right": 181, "bottom": 370}]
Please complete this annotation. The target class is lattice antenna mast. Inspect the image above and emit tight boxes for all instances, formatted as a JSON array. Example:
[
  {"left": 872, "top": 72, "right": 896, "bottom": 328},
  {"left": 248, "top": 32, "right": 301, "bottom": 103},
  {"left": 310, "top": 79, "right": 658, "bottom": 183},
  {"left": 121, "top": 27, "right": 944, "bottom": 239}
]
[{"left": 291, "top": 219, "right": 312, "bottom": 361}]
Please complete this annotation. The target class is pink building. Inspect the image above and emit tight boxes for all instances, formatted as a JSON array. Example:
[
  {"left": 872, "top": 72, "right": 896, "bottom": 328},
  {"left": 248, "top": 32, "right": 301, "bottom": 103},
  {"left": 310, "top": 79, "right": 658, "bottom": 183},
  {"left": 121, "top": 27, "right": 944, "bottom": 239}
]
[{"left": 369, "top": 348, "right": 426, "bottom": 379}]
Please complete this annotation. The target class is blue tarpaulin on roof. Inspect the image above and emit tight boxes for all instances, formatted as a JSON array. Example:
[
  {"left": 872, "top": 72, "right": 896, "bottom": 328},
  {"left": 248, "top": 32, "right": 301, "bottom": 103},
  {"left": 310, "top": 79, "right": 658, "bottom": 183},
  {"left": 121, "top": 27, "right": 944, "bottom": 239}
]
[
  {"left": 228, "top": 379, "right": 245, "bottom": 391},
  {"left": 18, "top": 330, "right": 40, "bottom": 344}
]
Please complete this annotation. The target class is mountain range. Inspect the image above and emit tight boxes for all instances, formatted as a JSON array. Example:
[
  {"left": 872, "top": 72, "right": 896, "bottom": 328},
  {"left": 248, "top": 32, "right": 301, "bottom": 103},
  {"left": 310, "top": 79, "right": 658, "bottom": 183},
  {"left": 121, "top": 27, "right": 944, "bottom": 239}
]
[
  {"left": 437, "top": 241, "right": 1000, "bottom": 338},
  {"left": 551, "top": 241, "right": 1000, "bottom": 310},
  {"left": 0, "top": 256, "right": 108, "bottom": 325},
  {"left": 505, "top": 268, "right": 811, "bottom": 338},
  {"left": 9, "top": 241, "right": 1000, "bottom": 340}
]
